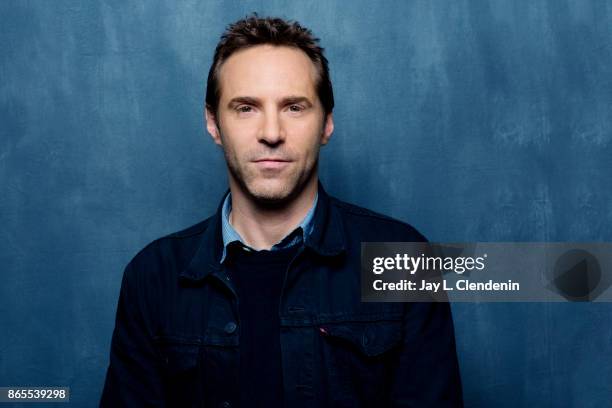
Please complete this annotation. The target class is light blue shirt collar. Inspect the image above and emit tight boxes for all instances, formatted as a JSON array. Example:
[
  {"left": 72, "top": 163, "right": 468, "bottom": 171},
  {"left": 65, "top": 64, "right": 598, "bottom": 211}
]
[{"left": 220, "top": 191, "right": 318, "bottom": 263}]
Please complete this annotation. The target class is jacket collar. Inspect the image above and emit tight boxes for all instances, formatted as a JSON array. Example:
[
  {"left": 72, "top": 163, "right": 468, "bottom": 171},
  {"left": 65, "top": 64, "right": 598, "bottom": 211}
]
[{"left": 179, "top": 180, "right": 346, "bottom": 282}]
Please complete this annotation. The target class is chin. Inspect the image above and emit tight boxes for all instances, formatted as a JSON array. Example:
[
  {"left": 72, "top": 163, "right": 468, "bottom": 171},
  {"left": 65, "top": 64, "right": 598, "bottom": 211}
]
[{"left": 247, "top": 179, "right": 297, "bottom": 205}]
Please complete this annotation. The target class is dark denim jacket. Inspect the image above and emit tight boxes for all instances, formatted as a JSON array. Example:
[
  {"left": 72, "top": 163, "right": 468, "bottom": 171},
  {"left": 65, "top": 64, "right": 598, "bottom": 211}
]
[{"left": 100, "top": 182, "right": 463, "bottom": 407}]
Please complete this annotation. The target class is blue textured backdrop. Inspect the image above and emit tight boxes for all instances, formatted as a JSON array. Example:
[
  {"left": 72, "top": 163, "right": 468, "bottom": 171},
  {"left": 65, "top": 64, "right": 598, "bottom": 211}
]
[{"left": 1, "top": 1, "right": 611, "bottom": 406}]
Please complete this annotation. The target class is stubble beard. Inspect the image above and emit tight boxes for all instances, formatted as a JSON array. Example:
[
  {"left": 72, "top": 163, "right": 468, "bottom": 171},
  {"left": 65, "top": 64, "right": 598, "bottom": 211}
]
[{"left": 222, "top": 142, "right": 320, "bottom": 209}]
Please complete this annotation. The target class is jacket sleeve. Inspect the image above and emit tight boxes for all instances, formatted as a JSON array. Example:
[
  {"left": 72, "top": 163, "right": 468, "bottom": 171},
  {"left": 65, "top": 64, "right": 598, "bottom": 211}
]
[
  {"left": 100, "top": 263, "right": 166, "bottom": 407},
  {"left": 389, "top": 301, "right": 464, "bottom": 407}
]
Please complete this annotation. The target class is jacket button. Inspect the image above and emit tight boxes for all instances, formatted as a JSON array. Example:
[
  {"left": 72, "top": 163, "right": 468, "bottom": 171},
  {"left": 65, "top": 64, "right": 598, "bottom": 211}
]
[{"left": 224, "top": 321, "right": 237, "bottom": 334}]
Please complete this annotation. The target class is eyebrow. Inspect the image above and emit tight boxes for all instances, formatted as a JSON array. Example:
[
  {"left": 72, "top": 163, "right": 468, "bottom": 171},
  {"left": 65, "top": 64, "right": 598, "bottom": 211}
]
[
  {"left": 227, "top": 96, "right": 260, "bottom": 108},
  {"left": 282, "top": 96, "right": 313, "bottom": 107},
  {"left": 227, "top": 95, "right": 313, "bottom": 108}
]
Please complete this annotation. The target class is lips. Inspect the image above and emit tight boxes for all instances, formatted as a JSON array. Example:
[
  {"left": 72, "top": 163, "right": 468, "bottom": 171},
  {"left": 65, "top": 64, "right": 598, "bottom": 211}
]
[
  {"left": 253, "top": 158, "right": 290, "bottom": 162},
  {"left": 253, "top": 158, "right": 291, "bottom": 170}
]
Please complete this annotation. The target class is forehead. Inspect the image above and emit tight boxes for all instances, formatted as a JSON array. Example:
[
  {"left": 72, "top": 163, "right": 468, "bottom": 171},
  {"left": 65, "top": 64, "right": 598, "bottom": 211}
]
[{"left": 217, "top": 45, "right": 318, "bottom": 102}]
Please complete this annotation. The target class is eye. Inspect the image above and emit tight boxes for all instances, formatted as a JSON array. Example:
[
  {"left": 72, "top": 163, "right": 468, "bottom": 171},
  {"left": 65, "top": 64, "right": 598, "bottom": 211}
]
[
  {"left": 288, "top": 104, "right": 304, "bottom": 113},
  {"left": 236, "top": 105, "right": 253, "bottom": 113}
]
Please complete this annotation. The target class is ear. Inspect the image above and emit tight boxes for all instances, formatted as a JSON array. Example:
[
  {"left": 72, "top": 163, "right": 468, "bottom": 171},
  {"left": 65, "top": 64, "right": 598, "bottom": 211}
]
[
  {"left": 205, "top": 107, "right": 223, "bottom": 146},
  {"left": 320, "top": 113, "right": 334, "bottom": 146}
]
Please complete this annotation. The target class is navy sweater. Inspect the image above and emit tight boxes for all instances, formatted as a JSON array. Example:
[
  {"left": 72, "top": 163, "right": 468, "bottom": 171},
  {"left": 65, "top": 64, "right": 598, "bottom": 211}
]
[{"left": 226, "top": 243, "right": 301, "bottom": 407}]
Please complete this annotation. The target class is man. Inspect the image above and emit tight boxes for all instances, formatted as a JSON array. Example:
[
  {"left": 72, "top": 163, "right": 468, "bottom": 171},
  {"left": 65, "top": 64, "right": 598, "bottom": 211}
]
[{"left": 100, "top": 15, "right": 463, "bottom": 407}]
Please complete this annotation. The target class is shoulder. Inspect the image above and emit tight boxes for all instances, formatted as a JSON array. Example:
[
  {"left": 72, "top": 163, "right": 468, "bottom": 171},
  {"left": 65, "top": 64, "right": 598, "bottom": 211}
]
[
  {"left": 124, "top": 216, "right": 214, "bottom": 277},
  {"left": 329, "top": 196, "right": 428, "bottom": 243}
]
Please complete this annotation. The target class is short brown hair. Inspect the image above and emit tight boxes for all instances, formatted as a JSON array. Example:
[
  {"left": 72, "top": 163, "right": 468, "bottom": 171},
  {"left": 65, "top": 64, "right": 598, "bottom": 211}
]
[{"left": 205, "top": 14, "right": 334, "bottom": 116}]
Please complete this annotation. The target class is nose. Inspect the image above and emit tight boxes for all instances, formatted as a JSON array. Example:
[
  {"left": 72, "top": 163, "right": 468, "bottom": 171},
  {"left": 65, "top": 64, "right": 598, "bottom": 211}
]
[{"left": 258, "top": 110, "right": 285, "bottom": 145}]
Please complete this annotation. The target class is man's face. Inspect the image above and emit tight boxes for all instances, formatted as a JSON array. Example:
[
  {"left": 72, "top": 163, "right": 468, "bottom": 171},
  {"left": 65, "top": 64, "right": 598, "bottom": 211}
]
[{"left": 206, "top": 45, "right": 334, "bottom": 205}]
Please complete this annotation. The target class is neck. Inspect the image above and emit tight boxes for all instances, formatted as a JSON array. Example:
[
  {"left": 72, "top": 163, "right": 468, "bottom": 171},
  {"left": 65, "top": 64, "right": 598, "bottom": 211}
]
[{"left": 228, "top": 176, "right": 318, "bottom": 251}]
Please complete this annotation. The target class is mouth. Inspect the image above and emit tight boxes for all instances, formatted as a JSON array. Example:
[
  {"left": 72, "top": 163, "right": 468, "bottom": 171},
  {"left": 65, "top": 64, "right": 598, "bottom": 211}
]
[{"left": 252, "top": 158, "right": 291, "bottom": 170}]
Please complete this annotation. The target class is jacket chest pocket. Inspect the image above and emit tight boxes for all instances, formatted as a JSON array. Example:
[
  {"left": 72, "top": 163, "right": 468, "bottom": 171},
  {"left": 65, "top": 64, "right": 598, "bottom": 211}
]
[
  {"left": 316, "top": 319, "right": 403, "bottom": 406},
  {"left": 156, "top": 340, "right": 200, "bottom": 373},
  {"left": 154, "top": 336, "right": 239, "bottom": 407}
]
